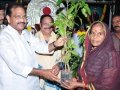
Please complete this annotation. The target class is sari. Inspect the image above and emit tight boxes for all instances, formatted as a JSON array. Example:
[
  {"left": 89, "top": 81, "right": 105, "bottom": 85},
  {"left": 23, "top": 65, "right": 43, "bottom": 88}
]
[{"left": 78, "top": 21, "right": 120, "bottom": 90}]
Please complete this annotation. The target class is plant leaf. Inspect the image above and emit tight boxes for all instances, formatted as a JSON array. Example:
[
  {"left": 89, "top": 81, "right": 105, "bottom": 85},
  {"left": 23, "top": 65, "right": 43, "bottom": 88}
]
[{"left": 57, "top": 0, "right": 63, "bottom": 6}]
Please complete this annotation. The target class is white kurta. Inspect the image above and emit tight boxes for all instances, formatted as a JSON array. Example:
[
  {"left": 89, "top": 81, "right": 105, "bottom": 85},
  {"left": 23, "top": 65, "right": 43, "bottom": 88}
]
[{"left": 0, "top": 25, "right": 50, "bottom": 90}]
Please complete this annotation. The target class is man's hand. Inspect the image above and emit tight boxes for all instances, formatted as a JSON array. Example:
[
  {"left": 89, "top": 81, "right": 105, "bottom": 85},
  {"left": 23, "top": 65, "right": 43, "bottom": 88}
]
[
  {"left": 40, "top": 69, "right": 60, "bottom": 83},
  {"left": 49, "top": 37, "right": 67, "bottom": 52},
  {"left": 54, "top": 37, "right": 67, "bottom": 47},
  {"left": 52, "top": 64, "right": 60, "bottom": 76},
  {"left": 29, "top": 68, "right": 60, "bottom": 83}
]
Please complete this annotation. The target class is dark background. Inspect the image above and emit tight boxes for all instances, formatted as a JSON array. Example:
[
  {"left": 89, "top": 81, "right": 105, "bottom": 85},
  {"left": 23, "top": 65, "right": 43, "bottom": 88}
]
[{"left": 0, "top": 0, "right": 120, "bottom": 29}]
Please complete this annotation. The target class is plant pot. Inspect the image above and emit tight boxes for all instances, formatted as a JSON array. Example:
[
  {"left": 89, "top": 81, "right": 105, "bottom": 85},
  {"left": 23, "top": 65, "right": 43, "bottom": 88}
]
[{"left": 61, "top": 70, "right": 72, "bottom": 82}]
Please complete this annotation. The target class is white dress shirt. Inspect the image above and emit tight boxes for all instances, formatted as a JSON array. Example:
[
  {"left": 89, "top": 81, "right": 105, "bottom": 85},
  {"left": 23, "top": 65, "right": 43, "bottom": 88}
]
[
  {"left": 0, "top": 24, "right": 6, "bottom": 33},
  {"left": 0, "top": 25, "right": 51, "bottom": 90}
]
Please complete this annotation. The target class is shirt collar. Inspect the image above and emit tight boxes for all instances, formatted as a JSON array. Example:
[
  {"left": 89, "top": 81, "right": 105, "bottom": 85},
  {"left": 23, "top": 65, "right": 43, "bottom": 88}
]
[
  {"left": 7, "top": 25, "right": 26, "bottom": 37},
  {"left": 7, "top": 25, "right": 21, "bottom": 35}
]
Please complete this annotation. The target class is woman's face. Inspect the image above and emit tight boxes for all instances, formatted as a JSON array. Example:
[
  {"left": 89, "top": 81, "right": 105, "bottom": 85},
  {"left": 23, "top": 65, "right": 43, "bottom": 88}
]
[{"left": 89, "top": 23, "right": 106, "bottom": 48}]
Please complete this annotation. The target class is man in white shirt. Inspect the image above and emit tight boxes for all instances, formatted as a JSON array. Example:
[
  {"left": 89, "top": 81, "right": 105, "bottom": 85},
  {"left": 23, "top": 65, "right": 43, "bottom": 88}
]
[
  {"left": 0, "top": 5, "right": 6, "bottom": 32},
  {"left": 0, "top": 4, "right": 65, "bottom": 90}
]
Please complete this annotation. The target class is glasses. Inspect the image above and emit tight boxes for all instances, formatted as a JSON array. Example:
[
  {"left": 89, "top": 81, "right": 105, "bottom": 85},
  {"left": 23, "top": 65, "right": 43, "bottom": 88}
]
[{"left": 13, "top": 15, "right": 27, "bottom": 19}]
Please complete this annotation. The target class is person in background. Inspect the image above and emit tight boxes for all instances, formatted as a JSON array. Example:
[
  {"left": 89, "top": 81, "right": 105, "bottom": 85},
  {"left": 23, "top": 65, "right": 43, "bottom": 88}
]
[
  {"left": 61, "top": 21, "right": 120, "bottom": 90},
  {"left": 0, "top": 3, "right": 66, "bottom": 90},
  {"left": 35, "top": 14, "right": 62, "bottom": 90},
  {"left": 112, "top": 14, "right": 120, "bottom": 55},
  {"left": 0, "top": 5, "right": 6, "bottom": 32}
]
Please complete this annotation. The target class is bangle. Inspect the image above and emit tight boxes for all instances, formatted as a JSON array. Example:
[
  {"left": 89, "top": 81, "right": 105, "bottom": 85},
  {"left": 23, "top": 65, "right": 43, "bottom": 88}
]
[{"left": 53, "top": 41, "right": 57, "bottom": 48}]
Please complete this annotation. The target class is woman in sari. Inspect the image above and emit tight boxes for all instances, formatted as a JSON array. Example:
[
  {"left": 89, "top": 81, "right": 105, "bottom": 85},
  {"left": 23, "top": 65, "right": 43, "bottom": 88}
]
[{"left": 63, "top": 21, "right": 120, "bottom": 90}]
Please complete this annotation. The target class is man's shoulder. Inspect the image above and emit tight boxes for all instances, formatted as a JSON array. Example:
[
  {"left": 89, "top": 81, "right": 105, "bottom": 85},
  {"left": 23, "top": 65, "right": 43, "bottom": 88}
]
[
  {"left": 111, "top": 32, "right": 119, "bottom": 40},
  {"left": 0, "top": 25, "right": 9, "bottom": 35},
  {"left": 0, "top": 27, "right": 12, "bottom": 42}
]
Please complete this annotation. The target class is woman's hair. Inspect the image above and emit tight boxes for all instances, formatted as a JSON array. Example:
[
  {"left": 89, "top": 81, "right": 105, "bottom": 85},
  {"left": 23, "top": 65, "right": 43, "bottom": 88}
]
[{"left": 89, "top": 21, "right": 106, "bottom": 34}]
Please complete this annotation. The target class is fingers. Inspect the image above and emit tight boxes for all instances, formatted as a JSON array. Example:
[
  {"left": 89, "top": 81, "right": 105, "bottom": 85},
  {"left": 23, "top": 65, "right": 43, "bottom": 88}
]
[
  {"left": 47, "top": 69, "right": 60, "bottom": 82},
  {"left": 60, "top": 79, "right": 79, "bottom": 90},
  {"left": 55, "top": 37, "right": 67, "bottom": 47},
  {"left": 60, "top": 81, "right": 70, "bottom": 89},
  {"left": 51, "top": 65, "right": 60, "bottom": 75},
  {"left": 50, "top": 74, "right": 60, "bottom": 82},
  {"left": 72, "top": 77, "right": 77, "bottom": 81}
]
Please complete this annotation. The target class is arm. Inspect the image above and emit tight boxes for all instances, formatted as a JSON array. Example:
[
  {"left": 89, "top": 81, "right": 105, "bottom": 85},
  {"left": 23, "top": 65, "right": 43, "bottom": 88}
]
[
  {"left": 29, "top": 68, "right": 60, "bottom": 82},
  {"left": 48, "top": 37, "right": 66, "bottom": 52},
  {"left": 30, "top": 32, "right": 66, "bottom": 54},
  {"left": 0, "top": 39, "right": 60, "bottom": 82},
  {"left": 48, "top": 41, "right": 57, "bottom": 52},
  {"left": 61, "top": 78, "right": 89, "bottom": 89},
  {"left": 0, "top": 36, "right": 32, "bottom": 77}
]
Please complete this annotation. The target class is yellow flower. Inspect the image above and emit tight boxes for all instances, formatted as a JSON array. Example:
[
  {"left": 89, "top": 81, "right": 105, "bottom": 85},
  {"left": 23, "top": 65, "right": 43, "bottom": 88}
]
[
  {"left": 77, "top": 30, "right": 86, "bottom": 36},
  {"left": 27, "top": 26, "right": 32, "bottom": 31}
]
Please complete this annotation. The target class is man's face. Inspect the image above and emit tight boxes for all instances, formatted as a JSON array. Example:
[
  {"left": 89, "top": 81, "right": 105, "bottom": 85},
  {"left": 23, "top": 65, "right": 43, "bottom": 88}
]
[
  {"left": 7, "top": 7, "right": 27, "bottom": 33},
  {"left": 112, "top": 16, "right": 120, "bottom": 33},
  {"left": 0, "top": 10, "right": 5, "bottom": 24},
  {"left": 40, "top": 16, "right": 54, "bottom": 35}
]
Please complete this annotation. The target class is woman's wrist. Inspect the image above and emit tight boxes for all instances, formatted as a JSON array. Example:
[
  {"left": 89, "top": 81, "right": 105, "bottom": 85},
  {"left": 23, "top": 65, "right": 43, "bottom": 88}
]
[
  {"left": 78, "top": 82, "right": 88, "bottom": 89},
  {"left": 53, "top": 41, "right": 57, "bottom": 48}
]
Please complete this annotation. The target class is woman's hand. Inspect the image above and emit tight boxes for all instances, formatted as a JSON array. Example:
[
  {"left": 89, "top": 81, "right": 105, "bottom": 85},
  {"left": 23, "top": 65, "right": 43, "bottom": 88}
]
[{"left": 60, "top": 78, "right": 83, "bottom": 89}]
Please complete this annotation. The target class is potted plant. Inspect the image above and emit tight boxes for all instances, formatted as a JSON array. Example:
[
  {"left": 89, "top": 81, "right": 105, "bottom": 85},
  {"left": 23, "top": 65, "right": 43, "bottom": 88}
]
[{"left": 54, "top": 0, "right": 91, "bottom": 81}]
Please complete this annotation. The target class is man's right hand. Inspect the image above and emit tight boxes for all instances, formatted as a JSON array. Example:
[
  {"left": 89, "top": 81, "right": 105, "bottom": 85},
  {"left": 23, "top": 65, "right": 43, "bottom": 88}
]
[
  {"left": 49, "top": 37, "right": 67, "bottom": 52},
  {"left": 54, "top": 37, "right": 67, "bottom": 47},
  {"left": 39, "top": 69, "right": 60, "bottom": 82},
  {"left": 29, "top": 68, "right": 60, "bottom": 83}
]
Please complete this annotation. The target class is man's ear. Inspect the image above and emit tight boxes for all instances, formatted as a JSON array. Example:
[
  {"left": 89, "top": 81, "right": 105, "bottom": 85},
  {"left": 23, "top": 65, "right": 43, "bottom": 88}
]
[{"left": 6, "top": 15, "right": 10, "bottom": 24}]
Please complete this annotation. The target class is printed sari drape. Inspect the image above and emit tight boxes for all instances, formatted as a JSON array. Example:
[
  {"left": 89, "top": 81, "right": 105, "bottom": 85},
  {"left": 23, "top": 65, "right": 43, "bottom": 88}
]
[{"left": 79, "top": 21, "right": 120, "bottom": 90}]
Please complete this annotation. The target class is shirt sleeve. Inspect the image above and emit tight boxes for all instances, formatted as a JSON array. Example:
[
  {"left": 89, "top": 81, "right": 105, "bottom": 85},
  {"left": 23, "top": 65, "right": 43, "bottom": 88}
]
[{"left": 0, "top": 36, "right": 33, "bottom": 78}]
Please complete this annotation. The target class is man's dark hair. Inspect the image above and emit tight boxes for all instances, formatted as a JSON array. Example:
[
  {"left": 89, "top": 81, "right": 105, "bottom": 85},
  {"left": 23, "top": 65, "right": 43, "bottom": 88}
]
[
  {"left": 0, "top": 5, "right": 4, "bottom": 11},
  {"left": 40, "top": 14, "right": 54, "bottom": 23},
  {"left": 112, "top": 13, "right": 120, "bottom": 18},
  {"left": 6, "top": 3, "right": 25, "bottom": 16}
]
